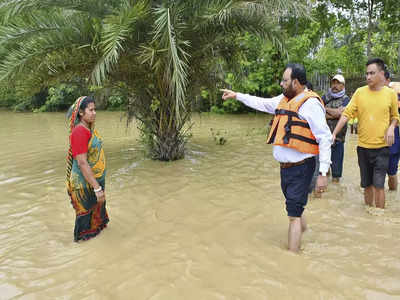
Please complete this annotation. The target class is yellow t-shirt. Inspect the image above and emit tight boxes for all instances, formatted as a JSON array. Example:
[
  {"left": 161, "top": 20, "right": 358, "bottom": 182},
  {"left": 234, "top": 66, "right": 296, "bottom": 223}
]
[{"left": 343, "top": 86, "right": 399, "bottom": 148}]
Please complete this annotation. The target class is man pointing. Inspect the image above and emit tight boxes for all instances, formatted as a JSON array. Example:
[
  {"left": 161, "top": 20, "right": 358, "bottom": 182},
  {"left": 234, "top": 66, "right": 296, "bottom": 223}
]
[{"left": 221, "top": 63, "right": 332, "bottom": 252}]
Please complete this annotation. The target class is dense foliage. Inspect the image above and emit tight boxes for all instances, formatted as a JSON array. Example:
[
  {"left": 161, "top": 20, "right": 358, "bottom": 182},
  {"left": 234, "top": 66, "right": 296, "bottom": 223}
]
[
  {"left": 0, "top": 0, "right": 308, "bottom": 160},
  {"left": 0, "top": 0, "right": 400, "bottom": 159}
]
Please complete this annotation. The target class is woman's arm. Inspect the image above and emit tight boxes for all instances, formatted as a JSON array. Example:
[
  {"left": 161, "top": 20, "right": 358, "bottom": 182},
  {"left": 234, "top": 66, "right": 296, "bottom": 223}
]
[{"left": 76, "top": 153, "right": 105, "bottom": 203}]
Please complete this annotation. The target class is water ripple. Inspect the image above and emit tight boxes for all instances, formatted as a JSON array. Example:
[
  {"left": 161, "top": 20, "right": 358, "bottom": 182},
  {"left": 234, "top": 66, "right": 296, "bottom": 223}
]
[{"left": 0, "top": 112, "right": 399, "bottom": 300}]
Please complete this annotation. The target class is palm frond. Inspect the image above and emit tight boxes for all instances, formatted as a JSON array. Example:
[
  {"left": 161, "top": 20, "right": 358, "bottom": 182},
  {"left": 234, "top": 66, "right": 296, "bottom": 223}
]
[
  {"left": 0, "top": 11, "right": 95, "bottom": 81},
  {"left": 0, "top": 11, "right": 90, "bottom": 45},
  {"left": 196, "top": 0, "right": 309, "bottom": 34},
  {"left": 241, "top": 0, "right": 310, "bottom": 20},
  {"left": 0, "top": 0, "right": 113, "bottom": 22},
  {"left": 91, "top": 0, "right": 148, "bottom": 85},
  {"left": 152, "top": 5, "right": 190, "bottom": 121}
]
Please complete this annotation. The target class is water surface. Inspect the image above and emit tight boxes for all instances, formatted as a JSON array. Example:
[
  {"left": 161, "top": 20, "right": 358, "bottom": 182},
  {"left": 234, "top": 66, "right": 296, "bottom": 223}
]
[{"left": 0, "top": 111, "right": 399, "bottom": 300}]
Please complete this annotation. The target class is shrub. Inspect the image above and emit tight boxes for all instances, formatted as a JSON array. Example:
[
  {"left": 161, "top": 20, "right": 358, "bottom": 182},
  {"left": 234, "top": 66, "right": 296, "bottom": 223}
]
[
  {"left": 210, "top": 105, "right": 225, "bottom": 114},
  {"left": 222, "top": 98, "right": 243, "bottom": 113},
  {"left": 106, "top": 90, "right": 129, "bottom": 110},
  {"left": 39, "top": 83, "right": 85, "bottom": 112},
  {"left": 0, "top": 85, "right": 18, "bottom": 108},
  {"left": 13, "top": 99, "right": 32, "bottom": 112}
]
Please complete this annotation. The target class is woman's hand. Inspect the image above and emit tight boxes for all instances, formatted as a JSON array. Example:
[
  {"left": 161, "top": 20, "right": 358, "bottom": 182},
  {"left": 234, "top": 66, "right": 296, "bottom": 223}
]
[
  {"left": 76, "top": 153, "right": 106, "bottom": 204},
  {"left": 95, "top": 190, "right": 105, "bottom": 203}
]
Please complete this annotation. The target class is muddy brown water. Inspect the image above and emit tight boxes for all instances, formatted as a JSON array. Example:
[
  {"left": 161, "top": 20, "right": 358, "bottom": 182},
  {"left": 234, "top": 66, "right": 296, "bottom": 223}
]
[{"left": 0, "top": 111, "right": 399, "bottom": 300}]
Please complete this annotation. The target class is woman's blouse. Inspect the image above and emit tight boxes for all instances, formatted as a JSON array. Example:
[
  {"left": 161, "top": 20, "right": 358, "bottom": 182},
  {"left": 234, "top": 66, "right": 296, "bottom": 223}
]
[{"left": 70, "top": 125, "right": 91, "bottom": 157}]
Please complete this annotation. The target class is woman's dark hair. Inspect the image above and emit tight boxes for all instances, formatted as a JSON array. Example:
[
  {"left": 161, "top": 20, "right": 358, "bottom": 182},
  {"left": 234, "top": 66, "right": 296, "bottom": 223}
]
[
  {"left": 285, "top": 63, "right": 307, "bottom": 85},
  {"left": 80, "top": 96, "right": 95, "bottom": 111},
  {"left": 77, "top": 96, "right": 95, "bottom": 119},
  {"left": 66, "top": 96, "right": 96, "bottom": 123}
]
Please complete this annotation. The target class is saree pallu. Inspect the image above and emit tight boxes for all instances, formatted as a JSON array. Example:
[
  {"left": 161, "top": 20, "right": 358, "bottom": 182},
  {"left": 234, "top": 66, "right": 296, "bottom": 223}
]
[{"left": 67, "top": 129, "right": 109, "bottom": 242}]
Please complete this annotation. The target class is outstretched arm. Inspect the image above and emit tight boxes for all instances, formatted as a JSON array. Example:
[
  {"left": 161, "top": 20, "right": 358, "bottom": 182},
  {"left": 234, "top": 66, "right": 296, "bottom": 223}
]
[{"left": 221, "top": 89, "right": 282, "bottom": 114}]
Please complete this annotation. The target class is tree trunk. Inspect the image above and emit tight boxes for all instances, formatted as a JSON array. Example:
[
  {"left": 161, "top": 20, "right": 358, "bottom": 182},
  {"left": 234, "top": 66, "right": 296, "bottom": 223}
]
[
  {"left": 367, "top": 0, "right": 374, "bottom": 58},
  {"left": 153, "top": 125, "right": 186, "bottom": 161},
  {"left": 128, "top": 94, "right": 190, "bottom": 161},
  {"left": 398, "top": 37, "right": 400, "bottom": 68}
]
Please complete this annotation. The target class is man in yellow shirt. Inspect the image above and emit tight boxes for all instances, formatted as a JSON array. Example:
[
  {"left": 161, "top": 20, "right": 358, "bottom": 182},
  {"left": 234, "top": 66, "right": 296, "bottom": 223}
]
[{"left": 332, "top": 58, "right": 399, "bottom": 209}]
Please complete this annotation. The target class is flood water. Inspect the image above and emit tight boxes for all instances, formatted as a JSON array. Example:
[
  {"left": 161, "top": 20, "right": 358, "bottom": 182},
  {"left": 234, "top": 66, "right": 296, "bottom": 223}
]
[{"left": 0, "top": 110, "right": 400, "bottom": 300}]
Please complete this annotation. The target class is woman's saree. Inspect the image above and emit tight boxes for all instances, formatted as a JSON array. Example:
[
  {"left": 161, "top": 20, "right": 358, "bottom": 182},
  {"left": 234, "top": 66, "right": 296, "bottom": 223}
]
[{"left": 67, "top": 129, "right": 109, "bottom": 242}]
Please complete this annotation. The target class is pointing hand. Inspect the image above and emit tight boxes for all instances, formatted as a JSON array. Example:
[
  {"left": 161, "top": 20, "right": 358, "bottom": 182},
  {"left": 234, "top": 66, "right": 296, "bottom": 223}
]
[{"left": 220, "top": 89, "right": 237, "bottom": 100}]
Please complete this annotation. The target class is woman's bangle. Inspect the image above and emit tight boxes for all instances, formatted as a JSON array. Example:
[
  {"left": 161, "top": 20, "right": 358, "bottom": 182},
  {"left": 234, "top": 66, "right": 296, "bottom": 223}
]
[{"left": 94, "top": 186, "right": 102, "bottom": 193}]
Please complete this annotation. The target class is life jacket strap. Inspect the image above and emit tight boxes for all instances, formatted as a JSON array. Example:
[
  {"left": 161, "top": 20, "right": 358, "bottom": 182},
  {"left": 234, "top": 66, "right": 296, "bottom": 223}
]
[
  {"left": 284, "top": 133, "right": 318, "bottom": 145},
  {"left": 288, "top": 120, "right": 310, "bottom": 129},
  {"left": 275, "top": 109, "right": 299, "bottom": 118}
]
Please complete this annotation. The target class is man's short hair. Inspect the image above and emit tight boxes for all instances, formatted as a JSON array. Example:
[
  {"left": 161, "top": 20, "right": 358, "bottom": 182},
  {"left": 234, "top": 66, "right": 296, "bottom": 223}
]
[
  {"left": 285, "top": 63, "right": 307, "bottom": 85},
  {"left": 366, "top": 58, "right": 386, "bottom": 71}
]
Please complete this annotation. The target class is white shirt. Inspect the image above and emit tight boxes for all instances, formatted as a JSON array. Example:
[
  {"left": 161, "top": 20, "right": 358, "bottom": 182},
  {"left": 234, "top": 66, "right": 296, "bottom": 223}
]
[{"left": 236, "top": 92, "right": 332, "bottom": 173}]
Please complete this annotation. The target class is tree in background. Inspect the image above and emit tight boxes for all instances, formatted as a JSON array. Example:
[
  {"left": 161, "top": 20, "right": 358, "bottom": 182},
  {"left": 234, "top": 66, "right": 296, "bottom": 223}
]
[
  {"left": 278, "top": 0, "right": 400, "bottom": 92},
  {"left": 380, "top": 0, "right": 400, "bottom": 71},
  {"left": 0, "top": 0, "right": 308, "bottom": 161}
]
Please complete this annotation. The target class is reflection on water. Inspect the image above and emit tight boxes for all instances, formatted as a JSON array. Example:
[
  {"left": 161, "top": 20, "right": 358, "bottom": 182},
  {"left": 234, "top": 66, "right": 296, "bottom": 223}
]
[{"left": 0, "top": 111, "right": 399, "bottom": 300}]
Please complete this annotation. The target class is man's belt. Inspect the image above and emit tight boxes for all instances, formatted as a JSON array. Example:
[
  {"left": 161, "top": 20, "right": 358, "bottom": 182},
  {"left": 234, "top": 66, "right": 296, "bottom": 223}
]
[{"left": 280, "top": 158, "right": 309, "bottom": 169}]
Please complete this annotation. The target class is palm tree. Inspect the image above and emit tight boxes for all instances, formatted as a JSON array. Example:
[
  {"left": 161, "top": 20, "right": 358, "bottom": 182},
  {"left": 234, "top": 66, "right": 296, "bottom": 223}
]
[{"left": 0, "top": 0, "right": 309, "bottom": 161}]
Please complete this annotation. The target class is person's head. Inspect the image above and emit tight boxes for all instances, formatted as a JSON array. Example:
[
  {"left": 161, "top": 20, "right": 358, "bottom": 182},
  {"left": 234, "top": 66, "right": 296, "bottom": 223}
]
[
  {"left": 366, "top": 58, "right": 386, "bottom": 90},
  {"left": 305, "top": 81, "right": 313, "bottom": 91},
  {"left": 384, "top": 69, "right": 391, "bottom": 87},
  {"left": 78, "top": 96, "right": 96, "bottom": 125},
  {"left": 281, "top": 63, "right": 307, "bottom": 99},
  {"left": 331, "top": 74, "right": 345, "bottom": 93}
]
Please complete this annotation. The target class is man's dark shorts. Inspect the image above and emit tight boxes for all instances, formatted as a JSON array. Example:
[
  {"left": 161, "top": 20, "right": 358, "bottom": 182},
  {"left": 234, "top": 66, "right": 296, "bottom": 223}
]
[
  {"left": 280, "top": 157, "right": 315, "bottom": 217},
  {"left": 357, "top": 146, "right": 389, "bottom": 188}
]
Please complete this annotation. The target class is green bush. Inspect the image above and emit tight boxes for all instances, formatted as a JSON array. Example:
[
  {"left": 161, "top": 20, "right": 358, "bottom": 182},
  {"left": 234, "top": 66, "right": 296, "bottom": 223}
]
[
  {"left": 13, "top": 99, "right": 32, "bottom": 112},
  {"left": 0, "top": 85, "right": 18, "bottom": 108},
  {"left": 222, "top": 98, "right": 243, "bottom": 113},
  {"left": 38, "top": 84, "right": 84, "bottom": 112},
  {"left": 210, "top": 105, "right": 225, "bottom": 114},
  {"left": 265, "top": 83, "right": 282, "bottom": 97},
  {"left": 107, "top": 92, "right": 128, "bottom": 110},
  {"left": 30, "top": 89, "right": 48, "bottom": 109},
  {"left": 0, "top": 85, "right": 48, "bottom": 111},
  {"left": 97, "top": 82, "right": 130, "bottom": 111}
]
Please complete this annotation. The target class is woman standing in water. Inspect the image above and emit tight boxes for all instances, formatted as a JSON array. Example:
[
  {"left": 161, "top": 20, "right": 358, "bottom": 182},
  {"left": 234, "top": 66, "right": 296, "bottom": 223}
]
[{"left": 66, "top": 96, "right": 109, "bottom": 242}]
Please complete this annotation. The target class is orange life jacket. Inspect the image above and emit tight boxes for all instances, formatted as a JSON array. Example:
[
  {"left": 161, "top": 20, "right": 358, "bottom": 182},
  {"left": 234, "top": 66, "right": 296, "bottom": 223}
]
[{"left": 266, "top": 91, "right": 324, "bottom": 155}]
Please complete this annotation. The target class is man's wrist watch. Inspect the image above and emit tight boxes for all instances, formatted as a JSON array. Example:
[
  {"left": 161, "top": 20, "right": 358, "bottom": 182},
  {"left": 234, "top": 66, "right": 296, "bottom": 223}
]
[{"left": 319, "top": 171, "right": 327, "bottom": 176}]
